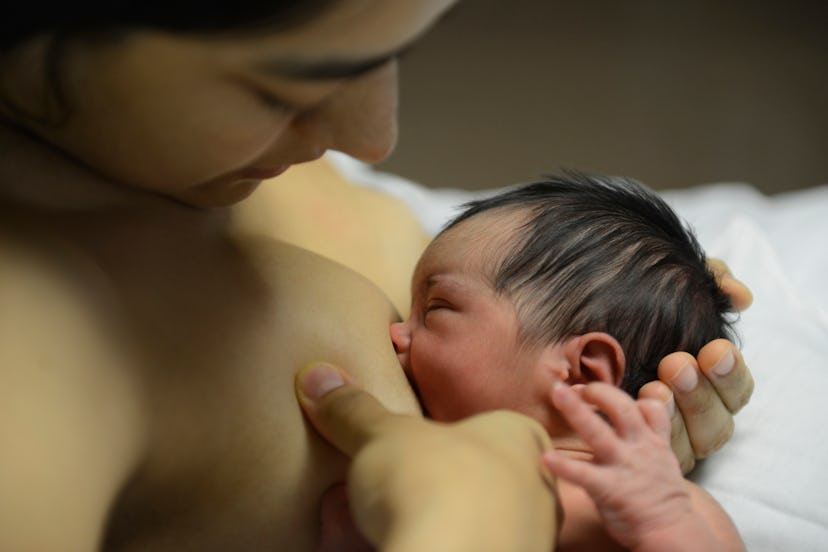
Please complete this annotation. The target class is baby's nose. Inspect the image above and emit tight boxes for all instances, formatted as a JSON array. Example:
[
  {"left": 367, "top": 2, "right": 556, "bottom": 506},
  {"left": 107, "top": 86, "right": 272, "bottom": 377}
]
[
  {"left": 389, "top": 322, "right": 410, "bottom": 352},
  {"left": 389, "top": 322, "right": 411, "bottom": 368}
]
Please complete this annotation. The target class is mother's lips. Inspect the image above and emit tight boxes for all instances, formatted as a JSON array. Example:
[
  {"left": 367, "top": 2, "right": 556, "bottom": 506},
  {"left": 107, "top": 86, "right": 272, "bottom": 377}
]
[{"left": 236, "top": 150, "right": 326, "bottom": 180}]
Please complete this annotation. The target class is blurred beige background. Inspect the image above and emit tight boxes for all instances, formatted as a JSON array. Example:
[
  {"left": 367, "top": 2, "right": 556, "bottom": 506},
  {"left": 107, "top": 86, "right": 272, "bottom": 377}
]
[{"left": 377, "top": 0, "right": 827, "bottom": 194}]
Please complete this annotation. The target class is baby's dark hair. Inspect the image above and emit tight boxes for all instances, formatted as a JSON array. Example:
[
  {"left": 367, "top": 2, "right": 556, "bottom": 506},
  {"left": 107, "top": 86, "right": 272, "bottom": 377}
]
[{"left": 441, "top": 172, "right": 736, "bottom": 396}]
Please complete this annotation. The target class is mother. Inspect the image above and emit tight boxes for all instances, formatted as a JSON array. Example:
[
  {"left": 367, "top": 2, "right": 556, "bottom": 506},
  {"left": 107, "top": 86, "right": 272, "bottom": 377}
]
[{"left": 0, "top": 1, "right": 753, "bottom": 550}]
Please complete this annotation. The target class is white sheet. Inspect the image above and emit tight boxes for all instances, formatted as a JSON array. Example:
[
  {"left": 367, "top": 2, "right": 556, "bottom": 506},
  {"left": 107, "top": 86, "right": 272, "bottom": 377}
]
[{"left": 329, "top": 152, "right": 828, "bottom": 551}]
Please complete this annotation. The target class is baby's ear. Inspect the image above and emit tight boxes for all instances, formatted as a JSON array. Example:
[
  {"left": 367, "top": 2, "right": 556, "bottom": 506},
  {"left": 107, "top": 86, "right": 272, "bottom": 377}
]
[{"left": 562, "top": 332, "right": 626, "bottom": 387}]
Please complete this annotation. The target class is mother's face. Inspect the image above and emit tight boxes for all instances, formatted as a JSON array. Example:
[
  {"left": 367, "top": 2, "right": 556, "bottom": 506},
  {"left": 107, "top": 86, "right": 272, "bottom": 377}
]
[{"left": 4, "top": 0, "right": 457, "bottom": 207}]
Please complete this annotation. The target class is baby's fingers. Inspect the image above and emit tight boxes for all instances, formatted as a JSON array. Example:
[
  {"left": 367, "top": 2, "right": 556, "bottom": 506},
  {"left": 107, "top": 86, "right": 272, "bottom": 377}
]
[
  {"left": 542, "top": 449, "right": 604, "bottom": 493},
  {"left": 578, "top": 382, "right": 649, "bottom": 439},
  {"left": 550, "top": 383, "right": 618, "bottom": 459}
]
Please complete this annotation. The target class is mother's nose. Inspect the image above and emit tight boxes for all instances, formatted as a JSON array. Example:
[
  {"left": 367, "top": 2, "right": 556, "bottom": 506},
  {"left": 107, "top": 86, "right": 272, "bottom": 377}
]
[{"left": 291, "top": 62, "right": 399, "bottom": 163}]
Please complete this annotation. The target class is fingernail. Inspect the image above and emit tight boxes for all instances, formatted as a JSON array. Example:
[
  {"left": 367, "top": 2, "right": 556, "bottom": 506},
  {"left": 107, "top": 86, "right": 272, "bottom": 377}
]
[
  {"left": 302, "top": 364, "right": 345, "bottom": 399},
  {"left": 671, "top": 361, "right": 698, "bottom": 392},
  {"left": 712, "top": 351, "right": 735, "bottom": 377}
]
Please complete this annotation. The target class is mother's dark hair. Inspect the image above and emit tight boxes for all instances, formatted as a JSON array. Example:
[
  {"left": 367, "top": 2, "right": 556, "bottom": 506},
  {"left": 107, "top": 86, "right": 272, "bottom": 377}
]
[
  {"left": 0, "top": 1, "right": 336, "bottom": 125},
  {"left": 1, "top": 1, "right": 336, "bottom": 49}
]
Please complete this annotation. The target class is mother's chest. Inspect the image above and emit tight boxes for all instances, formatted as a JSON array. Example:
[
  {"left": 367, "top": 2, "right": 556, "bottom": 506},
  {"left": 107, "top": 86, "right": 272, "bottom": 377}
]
[{"left": 102, "top": 242, "right": 347, "bottom": 550}]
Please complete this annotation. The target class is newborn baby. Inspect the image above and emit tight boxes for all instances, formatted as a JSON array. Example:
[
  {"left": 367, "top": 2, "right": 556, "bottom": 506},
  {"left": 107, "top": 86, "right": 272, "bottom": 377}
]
[{"left": 389, "top": 173, "right": 744, "bottom": 551}]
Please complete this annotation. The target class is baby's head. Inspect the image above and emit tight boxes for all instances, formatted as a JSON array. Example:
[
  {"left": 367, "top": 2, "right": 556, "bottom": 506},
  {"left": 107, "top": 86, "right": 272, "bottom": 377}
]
[{"left": 391, "top": 172, "right": 735, "bottom": 434}]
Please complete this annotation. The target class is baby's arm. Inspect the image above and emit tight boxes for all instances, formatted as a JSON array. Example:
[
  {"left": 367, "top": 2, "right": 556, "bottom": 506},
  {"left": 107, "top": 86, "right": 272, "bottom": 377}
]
[{"left": 542, "top": 383, "right": 744, "bottom": 552}]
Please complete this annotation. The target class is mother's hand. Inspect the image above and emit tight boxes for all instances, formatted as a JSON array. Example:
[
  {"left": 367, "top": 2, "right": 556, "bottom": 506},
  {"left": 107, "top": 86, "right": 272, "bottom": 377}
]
[
  {"left": 707, "top": 258, "right": 753, "bottom": 312},
  {"left": 296, "top": 363, "right": 559, "bottom": 552},
  {"left": 638, "top": 260, "right": 754, "bottom": 473}
]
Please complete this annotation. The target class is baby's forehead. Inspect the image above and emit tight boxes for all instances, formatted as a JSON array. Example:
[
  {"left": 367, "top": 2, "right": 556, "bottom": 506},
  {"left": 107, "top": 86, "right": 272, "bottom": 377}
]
[
  {"left": 420, "top": 207, "right": 529, "bottom": 273},
  {"left": 440, "top": 206, "right": 529, "bottom": 250}
]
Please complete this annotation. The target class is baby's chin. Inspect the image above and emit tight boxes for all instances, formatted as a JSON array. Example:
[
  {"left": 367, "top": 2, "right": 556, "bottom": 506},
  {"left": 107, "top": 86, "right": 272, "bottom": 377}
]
[{"left": 420, "top": 396, "right": 491, "bottom": 423}]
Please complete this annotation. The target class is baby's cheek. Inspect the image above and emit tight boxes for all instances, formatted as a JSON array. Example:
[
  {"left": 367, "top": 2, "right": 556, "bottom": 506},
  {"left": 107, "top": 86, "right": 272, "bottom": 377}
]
[
  {"left": 419, "top": 378, "right": 486, "bottom": 423},
  {"left": 418, "top": 379, "right": 455, "bottom": 422}
]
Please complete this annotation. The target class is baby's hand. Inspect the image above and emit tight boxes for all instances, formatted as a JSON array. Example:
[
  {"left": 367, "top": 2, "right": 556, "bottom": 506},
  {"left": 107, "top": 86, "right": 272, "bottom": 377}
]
[{"left": 542, "top": 383, "right": 693, "bottom": 550}]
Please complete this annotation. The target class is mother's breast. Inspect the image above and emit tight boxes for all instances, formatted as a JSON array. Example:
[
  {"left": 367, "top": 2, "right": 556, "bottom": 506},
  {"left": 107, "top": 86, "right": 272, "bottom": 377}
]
[{"left": 106, "top": 237, "right": 420, "bottom": 551}]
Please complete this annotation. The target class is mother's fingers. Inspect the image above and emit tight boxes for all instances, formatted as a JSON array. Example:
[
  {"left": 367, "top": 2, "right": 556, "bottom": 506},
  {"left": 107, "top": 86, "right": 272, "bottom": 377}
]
[
  {"left": 638, "top": 380, "right": 695, "bottom": 474},
  {"left": 707, "top": 258, "right": 753, "bottom": 311},
  {"left": 697, "top": 340, "right": 754, "bottom": 414},
  {"left": 637, "top": 398, "right": 672, "bottom": 442},
  {"left": 296, "top": 363, "right": 396, "bottom": 457},
  {"left": 658, "top": 353, "right": 734, "bottom": 459}
]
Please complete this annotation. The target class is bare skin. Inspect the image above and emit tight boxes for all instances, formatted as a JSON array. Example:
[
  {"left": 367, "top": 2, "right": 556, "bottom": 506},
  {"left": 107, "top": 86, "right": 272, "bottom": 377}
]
[
  {"left": 0, "top": 0, "right": 752, "bottom": 548},
  {"left": 0, "top": 137, "right": 748, "bottom": 551},
  {"left": 547, "top": 384, "right": 743, "bottom": 552},
  {"left": 388, "top": 209, "right": 746, "bottom": 550},
  {"left": 1, "top": 2, "right": 452, "bottom": 547},
  {"left": 235, "top": 158, "right": 430, "bottom": 316},
  {"left": 0, "top": 140, "right": 558, "bottom": 551},
  {"left": 0, "top": 147, "right": 421, "bottom": 550}
]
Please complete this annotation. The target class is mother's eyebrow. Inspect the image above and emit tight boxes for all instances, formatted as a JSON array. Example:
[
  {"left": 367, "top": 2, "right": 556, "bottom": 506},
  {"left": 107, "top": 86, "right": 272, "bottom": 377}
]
[
  {"left": 253, "top": 2, "right": 459, "bottom": 81},
  {"left": 254, "top": 40, "right": 417, "bottom": 80}
]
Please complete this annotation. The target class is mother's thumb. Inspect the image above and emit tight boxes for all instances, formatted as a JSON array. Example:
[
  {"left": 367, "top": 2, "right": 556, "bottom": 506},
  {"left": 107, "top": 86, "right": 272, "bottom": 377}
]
[{"left": 296, "top": 363, "right": 391, "bottom": 457}]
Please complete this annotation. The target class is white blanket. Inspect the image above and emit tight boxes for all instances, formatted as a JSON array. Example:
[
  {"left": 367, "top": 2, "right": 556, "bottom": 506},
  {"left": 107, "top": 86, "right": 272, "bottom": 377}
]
[{"left": 329, "top": 152, "right": 828, "bottom": 551}]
